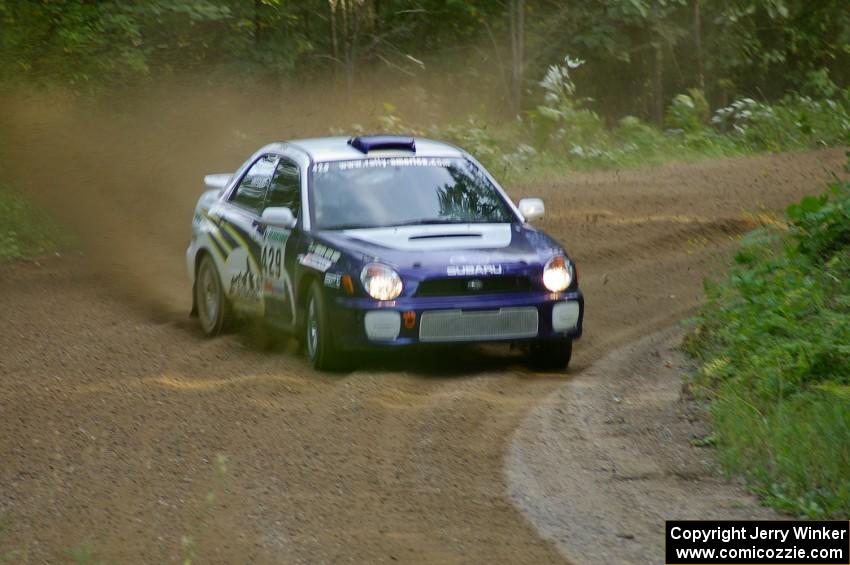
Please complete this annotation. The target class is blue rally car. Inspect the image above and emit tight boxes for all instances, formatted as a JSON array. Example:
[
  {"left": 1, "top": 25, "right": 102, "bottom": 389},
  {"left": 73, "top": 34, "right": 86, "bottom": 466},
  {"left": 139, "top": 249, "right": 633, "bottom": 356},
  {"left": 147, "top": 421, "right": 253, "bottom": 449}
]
[{"left": 187, "top": 135, "right": 583, "bottom": 370}]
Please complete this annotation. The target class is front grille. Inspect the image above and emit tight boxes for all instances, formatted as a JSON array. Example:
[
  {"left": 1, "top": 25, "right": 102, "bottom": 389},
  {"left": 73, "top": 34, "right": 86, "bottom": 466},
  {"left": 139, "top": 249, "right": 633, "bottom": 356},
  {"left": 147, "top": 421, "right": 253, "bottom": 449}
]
[
  {"left": 415, "top": 275, "right": 531, "bottom": 297},
  {"left": 419, "top": 307, "right": 539, "bottom": 342}
]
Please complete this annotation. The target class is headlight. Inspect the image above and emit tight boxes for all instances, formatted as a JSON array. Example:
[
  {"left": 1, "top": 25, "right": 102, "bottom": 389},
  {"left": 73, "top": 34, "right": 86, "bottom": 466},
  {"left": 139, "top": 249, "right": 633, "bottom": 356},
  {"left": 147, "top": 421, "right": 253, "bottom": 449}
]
[
  {"left": 543, "top": 255, "right": 572, "bottom": 292},
  {"left": 361, "top": 263, "right": 403, "bottom": 300}
]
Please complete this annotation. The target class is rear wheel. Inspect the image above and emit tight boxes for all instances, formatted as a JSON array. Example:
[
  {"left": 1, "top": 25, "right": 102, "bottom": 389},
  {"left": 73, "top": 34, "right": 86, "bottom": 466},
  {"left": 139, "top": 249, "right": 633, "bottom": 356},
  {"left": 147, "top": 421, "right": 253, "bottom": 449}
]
[
  {"left": 195, "top": 254, "right": 231, "bottom": 337},
  {"left": 530, "top": 338, "right": 573, "bottom": 371},
  {"left": 305, "top": 282, "right": 346, "bottom": 371}
]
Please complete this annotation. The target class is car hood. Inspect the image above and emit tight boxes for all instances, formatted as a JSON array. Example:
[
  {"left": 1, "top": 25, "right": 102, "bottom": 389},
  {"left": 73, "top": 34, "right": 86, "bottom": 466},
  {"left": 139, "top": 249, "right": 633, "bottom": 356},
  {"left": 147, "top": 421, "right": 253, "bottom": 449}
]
[{"left": 315, "top": 223, "right": 564, "bottom": 273}]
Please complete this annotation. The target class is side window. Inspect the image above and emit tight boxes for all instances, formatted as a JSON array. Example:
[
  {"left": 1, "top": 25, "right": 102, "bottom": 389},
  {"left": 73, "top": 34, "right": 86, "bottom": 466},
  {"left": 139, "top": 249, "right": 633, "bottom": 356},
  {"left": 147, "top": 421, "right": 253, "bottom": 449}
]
[
  {"left": 265, "top": 158, "right": 301, "bottom": 218},
  {"left": 231, "top": 154, "right": 278, "bottom": 214}
]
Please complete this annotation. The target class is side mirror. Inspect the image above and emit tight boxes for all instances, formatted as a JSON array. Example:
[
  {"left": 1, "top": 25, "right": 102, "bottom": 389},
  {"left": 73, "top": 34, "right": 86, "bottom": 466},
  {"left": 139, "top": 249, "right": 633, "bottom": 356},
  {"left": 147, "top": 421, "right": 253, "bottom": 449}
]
[
  {"left": 518, "top": 198, "right": 545, "bottom": 222},
  {"left": 262, "top": 207, "right": 296, "bottom": 229},
  {"left": 204, "top": 173, "right": 232, "bottom": 190}
]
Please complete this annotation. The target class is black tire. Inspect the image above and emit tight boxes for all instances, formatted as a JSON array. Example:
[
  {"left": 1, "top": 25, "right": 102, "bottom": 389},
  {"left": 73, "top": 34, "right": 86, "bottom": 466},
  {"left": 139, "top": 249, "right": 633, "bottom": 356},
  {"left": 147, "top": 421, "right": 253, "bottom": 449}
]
[
  {"left": 530, "top": 338, "right": 573, "bottom": 371},
  {"left": 195, "top": 254, "right": 232, "bottom": 337},
  {"left": 304, "top": 282, "right": 346, "bottom": 371}
]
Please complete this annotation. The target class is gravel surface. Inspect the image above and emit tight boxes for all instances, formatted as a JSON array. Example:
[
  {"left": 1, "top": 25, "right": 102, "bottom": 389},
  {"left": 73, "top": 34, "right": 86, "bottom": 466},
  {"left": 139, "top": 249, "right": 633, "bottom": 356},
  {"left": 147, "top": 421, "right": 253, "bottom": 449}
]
[
  {"left": 0, "top": 148, "right": 845, "bottom": 563},
  {"left": 507, "top": 327, "right": 777, "bottom": 565}
]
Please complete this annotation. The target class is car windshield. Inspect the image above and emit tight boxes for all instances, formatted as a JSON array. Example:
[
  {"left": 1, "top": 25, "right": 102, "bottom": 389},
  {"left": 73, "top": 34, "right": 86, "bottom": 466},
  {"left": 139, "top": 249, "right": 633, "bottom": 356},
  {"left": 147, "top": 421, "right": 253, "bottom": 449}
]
[{"left": 311, "top": 157, "right": 516, "bottom": 230}]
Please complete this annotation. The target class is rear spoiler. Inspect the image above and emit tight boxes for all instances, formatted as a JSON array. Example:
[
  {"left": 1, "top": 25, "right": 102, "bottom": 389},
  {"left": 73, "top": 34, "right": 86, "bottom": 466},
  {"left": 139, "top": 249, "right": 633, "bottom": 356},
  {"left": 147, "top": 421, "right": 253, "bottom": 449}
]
[{"left": 204, "top": 173, "right": 232, "bottom": 190}]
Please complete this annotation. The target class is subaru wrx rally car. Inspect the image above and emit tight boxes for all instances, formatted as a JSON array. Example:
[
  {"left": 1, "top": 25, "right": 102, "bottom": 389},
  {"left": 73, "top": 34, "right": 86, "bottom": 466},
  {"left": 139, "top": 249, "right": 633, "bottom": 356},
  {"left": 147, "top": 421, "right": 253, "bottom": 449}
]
[{"left": 187, "top": 135, "right": 583, "bottom": 370}]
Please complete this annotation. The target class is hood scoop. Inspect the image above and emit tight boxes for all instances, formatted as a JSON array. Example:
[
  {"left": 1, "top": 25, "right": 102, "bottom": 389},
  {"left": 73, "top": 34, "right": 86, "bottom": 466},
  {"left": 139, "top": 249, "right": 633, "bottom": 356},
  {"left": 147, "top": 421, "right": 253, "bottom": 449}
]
[
  {"left": 341, "top": 223, "right": 512, "bottom": 251},
  {"left": 408, "top": 232, "right": 482, "bottom": 240}
]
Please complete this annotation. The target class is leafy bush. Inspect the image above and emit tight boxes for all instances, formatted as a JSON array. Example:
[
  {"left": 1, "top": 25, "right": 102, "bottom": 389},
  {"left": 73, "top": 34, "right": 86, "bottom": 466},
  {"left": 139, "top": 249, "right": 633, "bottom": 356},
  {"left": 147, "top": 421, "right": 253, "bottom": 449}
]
[
  {"left": 712, "top": 94, "right": 850, "bottom": 151},
  {"left": 685, "top": 180, "right": 850, "bottom": 518},
  {"left": 361, "top": 104, "right": 532, "bottom": 177},
  {"left": 339, "top": 60, "right": 850, "bottom": 183},
  {"left": 665, "top": 89, "right": 710, "bottom": 133},
  {"left": 430, "top": 117, "right": 501, "bottom": 168},
  {"left": 528, "top": 56, "right": 608, "bottom": 154},
  {"left": 788, "top": 187, "right": 850, "bottom": 259}
]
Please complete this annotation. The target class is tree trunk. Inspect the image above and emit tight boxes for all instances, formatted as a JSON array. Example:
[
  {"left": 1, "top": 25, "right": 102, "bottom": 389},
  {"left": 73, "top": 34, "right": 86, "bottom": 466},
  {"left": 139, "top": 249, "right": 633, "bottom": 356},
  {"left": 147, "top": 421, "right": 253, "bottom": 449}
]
[
  {"left": 340, "top": 0, "right": 353, "bottom": 102},
  {"left": 693, "top": 0, "right": 704, "bottom": 91},
  {"left": 509, "top": 0, "right": 525, "bottom": 115},
  {"left": 329, "top": 0, "right": 339, "bottom": 83},
  {"left": 254, "top": 0, "right": 261, "bottom": 44},
  {"left": 653, "top": 41, "right": 664, "bottom": 127}
]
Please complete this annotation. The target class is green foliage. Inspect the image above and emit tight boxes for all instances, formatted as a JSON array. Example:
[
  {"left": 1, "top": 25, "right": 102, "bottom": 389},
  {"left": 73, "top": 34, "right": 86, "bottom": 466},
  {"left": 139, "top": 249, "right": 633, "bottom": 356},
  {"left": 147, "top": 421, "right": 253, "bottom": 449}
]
[
  {"left": 665, "top": 89, "right": 710, "bottom": 133},
  {"left": 432, "top": 118, "right": 502, "bottom": 168},
  {"left": 705, "top": 0, "right": 850, "bottom": 97},
  {"left": 0, "top": 0, "right": 318, "bottom": 90},
  {"left": 712, "top": 94, "right": 850, "bottom": 151},
  {"left": 685, "top": 181, "right": 850, "bottom": 518},
  {"left": 358, "top": 73, "right": 850, "bottom": 184},
  {"left": 711, "top": 392, "right": 850, "bottom": 518},
  {"left": 529, "top": 56, "right": 608, "bottom": 152},
  {"left": 0, "top": 185, "right": 65, "bottom": 260},
  {"left": 787, "top": 185, "right": 850, "bottom": 259},
  {"left": 2, "top": 0, "right": 848, "bottom": 124}
]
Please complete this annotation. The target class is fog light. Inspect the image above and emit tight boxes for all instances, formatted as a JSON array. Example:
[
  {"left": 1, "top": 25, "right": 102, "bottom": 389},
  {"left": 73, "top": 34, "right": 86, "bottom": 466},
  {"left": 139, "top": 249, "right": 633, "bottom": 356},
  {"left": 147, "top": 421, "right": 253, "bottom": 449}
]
[
  {"left": 552, "top": 302, "right": 580, "bottom": 331},
  {"left": 364, "top": 311, "right": 401, "bottom": 340}
]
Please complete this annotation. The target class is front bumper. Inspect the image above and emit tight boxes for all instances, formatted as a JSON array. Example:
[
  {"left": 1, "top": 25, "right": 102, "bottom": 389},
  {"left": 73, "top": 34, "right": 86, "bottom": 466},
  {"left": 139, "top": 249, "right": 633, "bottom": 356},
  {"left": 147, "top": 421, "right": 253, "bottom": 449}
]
[{"left": 329, "top": 290, "right": 584, "bottom": 350}]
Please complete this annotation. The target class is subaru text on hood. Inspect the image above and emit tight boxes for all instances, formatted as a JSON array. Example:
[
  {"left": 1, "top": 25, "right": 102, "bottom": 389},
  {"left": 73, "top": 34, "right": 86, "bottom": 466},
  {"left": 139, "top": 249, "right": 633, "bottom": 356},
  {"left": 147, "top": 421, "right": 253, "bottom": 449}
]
[{"left": 187, "top": 135, "right": 584, "bottom": 370}]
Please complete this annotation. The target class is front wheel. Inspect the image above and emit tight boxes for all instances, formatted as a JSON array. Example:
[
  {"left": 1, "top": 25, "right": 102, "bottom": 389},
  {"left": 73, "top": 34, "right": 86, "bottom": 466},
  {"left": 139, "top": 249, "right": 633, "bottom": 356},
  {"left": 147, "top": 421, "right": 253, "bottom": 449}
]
[
  {"left": 195, "top": 254, "right": 232, "bottom": 337},
  {"left": 305, "top": 282, "right": 346, "bottom": 371},
  {"left": 530, "top": 338, "right": 573, "bottom": 371}
]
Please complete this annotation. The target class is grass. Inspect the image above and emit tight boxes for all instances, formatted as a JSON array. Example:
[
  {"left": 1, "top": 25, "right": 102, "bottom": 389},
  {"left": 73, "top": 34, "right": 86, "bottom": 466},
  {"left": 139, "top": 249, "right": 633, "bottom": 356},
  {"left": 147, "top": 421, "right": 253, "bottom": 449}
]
[
  {"left": 684, "top": 178, "right": 850, "bottom": 518},
  {"left": 712, "top": 392, "right": 850, "bottom": 517},
  {"left": 0, "top": 183, "right": 66, "bottom": 260}
]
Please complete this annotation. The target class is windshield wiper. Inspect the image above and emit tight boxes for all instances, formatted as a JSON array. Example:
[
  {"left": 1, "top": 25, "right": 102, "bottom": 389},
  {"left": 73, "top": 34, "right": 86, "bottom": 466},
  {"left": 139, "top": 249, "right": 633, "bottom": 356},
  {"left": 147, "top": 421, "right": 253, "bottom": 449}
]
[
  {"left": 387, "top": 218, "right": 494, "bottom": 227},
  {"left": 321, "top": 222, "right": 378, "bottom": 230},
  {"left": 322, "top": 218, "right": 498, "bottom": 230}
]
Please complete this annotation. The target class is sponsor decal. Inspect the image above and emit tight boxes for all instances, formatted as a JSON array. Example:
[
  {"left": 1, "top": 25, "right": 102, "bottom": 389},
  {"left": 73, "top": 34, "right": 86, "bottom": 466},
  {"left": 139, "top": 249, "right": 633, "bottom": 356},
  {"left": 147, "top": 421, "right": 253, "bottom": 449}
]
[
  {"left": 261, "top": 244, "right": 283, "bottom": 279},
  {"left": 449, "top": 254, "right": 500, "bottom": 264},
  {"left": 230, "top": 256, "right": 261, "bottom": 302},
  {"left": 446, "top": 264, "right": 503, "bottom": 276},
  {"left": 324, "top": 272, "right": 342, "bottom": 289},
  {"left": 298, "top": 253, "right": 333, "bottom": 272},
  {"left": 264, "top": 278, "right": 287, "bottom": 297},
  {"left": 298, "top": 243, "right": 341, "bottom": 273},
  {"left": 265, "top": 228, "right": 290, "bottom": 244},
  {"left": 313, "top": 157, "right": 454, "bottom": 175},
  {"left": 261, "top": 227, "right": 295, "bottom": 319}
]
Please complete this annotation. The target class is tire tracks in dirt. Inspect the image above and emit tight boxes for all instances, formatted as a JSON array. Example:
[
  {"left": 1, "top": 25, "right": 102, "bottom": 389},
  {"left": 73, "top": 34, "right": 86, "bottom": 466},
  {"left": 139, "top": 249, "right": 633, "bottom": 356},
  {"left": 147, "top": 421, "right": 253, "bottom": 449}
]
[{"left": 0, "top": 148, "right": 846, "bottom": 563}]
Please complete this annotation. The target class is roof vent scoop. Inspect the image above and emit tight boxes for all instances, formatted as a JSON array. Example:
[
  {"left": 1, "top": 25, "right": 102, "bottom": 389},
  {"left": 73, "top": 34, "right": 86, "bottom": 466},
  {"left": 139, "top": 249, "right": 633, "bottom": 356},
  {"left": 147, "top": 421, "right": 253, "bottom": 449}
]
[{"left": 348, "top": 135, "right": 416, "bottom": 154}]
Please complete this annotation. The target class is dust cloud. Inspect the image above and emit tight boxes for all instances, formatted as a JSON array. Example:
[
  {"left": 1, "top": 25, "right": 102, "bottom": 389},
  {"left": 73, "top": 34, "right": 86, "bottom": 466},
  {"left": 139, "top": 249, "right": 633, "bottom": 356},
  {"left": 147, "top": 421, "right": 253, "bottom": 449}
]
[{"left": 0, "top": 72, "right": 489, "bottom": 316}]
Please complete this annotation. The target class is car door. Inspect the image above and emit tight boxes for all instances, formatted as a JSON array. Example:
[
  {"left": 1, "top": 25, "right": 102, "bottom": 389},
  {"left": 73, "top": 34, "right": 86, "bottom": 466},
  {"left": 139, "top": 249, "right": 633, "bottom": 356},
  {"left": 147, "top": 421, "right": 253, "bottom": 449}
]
[
  {"left": 218, "top": 153, "right": 279, "bottom": 314},
  {"left": 259, "top": 156, "right": 303, "bottom": 329}
]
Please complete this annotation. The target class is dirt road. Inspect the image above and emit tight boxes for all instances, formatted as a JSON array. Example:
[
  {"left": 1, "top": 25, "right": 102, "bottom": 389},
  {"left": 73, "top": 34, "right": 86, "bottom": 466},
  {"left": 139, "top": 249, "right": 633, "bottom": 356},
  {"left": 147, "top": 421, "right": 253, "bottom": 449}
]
[{"left": 1, "top": 149, "right": 844, "bottom": 563}]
